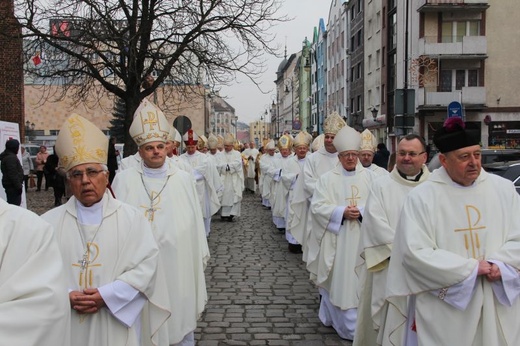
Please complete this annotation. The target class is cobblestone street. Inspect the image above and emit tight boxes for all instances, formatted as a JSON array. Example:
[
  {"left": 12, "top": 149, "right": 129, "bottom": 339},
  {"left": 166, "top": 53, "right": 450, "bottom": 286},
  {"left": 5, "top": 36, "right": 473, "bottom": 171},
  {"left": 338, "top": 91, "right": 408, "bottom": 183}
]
[{"left": 25, "top": 186, "right": 352, "bottom": 346}]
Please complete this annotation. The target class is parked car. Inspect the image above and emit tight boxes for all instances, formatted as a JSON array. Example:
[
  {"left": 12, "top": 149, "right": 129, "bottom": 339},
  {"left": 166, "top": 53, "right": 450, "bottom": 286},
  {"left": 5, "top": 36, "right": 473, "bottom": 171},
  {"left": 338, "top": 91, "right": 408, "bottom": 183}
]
[
  {"left": 480, "top": 149, "right": 520, "bottom": 165},
  {"left": 483, "top": 160, "right": 520, "bottom": 194},
  {"left": 428, "top": 148, "right": 520, "bottom": 172}
]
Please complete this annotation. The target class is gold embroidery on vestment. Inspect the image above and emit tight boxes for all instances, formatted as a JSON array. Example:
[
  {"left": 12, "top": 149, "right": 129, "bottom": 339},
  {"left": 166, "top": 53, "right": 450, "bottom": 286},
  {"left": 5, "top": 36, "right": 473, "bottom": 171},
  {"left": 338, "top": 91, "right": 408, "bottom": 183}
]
[
  {"left": 454, "top": 205, "right": 486, "bottom": 259},
  {"left": 346, "top": 185, "right": 360, "bottom": 207}
]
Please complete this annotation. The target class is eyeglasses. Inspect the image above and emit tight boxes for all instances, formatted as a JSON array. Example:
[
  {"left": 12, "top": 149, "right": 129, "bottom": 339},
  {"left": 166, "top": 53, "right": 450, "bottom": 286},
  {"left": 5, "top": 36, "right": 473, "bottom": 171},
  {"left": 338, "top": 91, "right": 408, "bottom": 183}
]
[
  {"left": 69, "top": 169, "right": 105, "bottom": 181},
  {"left": 339, "top": 152, "right": 359, "bottom": 158},
  {"left": 397, "top": 151, "right": 425, "bottom": 158}
]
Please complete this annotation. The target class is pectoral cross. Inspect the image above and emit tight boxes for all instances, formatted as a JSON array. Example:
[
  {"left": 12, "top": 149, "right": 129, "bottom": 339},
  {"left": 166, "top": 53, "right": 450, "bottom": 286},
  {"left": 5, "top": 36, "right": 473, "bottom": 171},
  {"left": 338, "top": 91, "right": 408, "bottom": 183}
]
[
  {"left": 78, "top": 253, "right": 89, "bottom": 271},
  {"left": 454, "top": 205, "right": 486, "bottom": 259},
  {"left": 146, "top": 206, "right": 157, "bottom": 222},
  {"left": 141, "top": 192, "right": 161, "bottom": 222},
  {"left": 73, "top": 244, "right": 102, "bottom": 289}
]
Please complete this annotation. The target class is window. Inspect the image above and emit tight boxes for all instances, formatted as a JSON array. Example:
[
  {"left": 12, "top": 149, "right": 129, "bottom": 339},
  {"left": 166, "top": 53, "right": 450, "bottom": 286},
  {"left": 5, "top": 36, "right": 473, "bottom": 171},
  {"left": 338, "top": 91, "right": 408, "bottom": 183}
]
[
  {"left": 442, "top": 20, "right": 481, "bottom": 43},
  {"left": 441, "top": 69, "right": 480, "bottom": 91}
]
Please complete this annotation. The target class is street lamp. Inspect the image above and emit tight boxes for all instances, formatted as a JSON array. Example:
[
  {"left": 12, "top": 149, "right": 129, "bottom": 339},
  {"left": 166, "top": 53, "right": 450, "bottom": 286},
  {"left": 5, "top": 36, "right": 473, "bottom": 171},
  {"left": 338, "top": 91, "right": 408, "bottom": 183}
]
[
  {"left": 371, "top": 106, "right": 379, "bottom": 121},
  {"left": 284, "top": 77, "right": 295, "bottom": 132},
  {"left": 271, "top": 94, "right": 279, "bottom": 139},
  {"left": 234, "top": 115, "right": 239, "bottom": 138},
  {"left": 304, "top": 45, "right": 320, "bottom": 136}
]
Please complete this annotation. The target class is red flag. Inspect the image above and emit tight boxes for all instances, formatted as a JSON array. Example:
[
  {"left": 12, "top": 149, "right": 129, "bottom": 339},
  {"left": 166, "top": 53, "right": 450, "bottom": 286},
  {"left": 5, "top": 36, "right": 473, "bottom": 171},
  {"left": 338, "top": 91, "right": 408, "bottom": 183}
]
[{"left": 32, "top": 52, "right": 42, "bottom": 66}]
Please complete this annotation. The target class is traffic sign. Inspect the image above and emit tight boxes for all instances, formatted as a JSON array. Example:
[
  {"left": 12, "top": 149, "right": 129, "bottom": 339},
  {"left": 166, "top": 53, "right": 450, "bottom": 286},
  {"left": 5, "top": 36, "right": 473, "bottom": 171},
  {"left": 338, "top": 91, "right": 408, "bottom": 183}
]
[
  {"left": 173, "top": 115, "right": 192, "bottom": 135},
  {"left": 292, "top": 119, "right": 301, "bottom": 131},
  {"left": 447, "top": 101, "right": 463, "bottom": 118}
]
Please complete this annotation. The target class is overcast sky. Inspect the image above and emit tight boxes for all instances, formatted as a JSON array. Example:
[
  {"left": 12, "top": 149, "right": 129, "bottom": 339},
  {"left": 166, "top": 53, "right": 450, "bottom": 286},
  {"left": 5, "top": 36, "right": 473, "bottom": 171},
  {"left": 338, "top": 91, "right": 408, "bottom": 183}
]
[{"left": 219, "top": 0, "right": 331, "bottom": 125}]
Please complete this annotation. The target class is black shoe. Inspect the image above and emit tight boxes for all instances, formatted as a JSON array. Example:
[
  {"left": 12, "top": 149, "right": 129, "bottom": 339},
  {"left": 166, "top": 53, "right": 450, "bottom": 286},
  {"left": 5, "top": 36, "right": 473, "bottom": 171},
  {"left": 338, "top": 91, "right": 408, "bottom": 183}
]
[
  {"left": 227, "top": 216, "right": 234, "bottom": 222},
  {"left": 277, "top": 228, "right": 286, "bottom": 233},
  {"left": 288, "top": 243, "right": 303, "bottom": 254}
]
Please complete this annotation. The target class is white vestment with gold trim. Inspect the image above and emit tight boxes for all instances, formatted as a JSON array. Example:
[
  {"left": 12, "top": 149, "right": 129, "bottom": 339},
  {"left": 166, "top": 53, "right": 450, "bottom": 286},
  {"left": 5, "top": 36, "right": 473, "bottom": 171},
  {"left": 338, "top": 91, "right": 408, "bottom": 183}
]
[
  {"left": 310, "top": 165, "right": 374, "bottom": 339},
  {"left": 112, "top": 163, "right": 209, "bottom": 345},
  {"left": 42, "top": 193, "right": 170, "bottom": 346},
  {"left": 386, "top": 167, "right": 520, "bottom": 346}
]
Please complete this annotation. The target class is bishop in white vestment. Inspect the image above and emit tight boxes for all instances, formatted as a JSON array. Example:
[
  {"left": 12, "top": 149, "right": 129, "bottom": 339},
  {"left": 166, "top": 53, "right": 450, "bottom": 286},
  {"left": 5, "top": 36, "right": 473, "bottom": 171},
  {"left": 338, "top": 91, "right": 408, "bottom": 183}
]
[
  {"left": 386, "top": 118, "right": 520, "bottom": 346},
  {"left": 353, "top": 134, "right": 430, "bottom": 346},
  {"left": 301, "top": 112, "right": 344, "bottom": 269},
  {"left": 0, "top": 199, "right": 71, "bottom": 346},
  {"left": 180, "top": 130, "right": 222, "bottom": 236},
  {"left": 310, "top": 124, "right": 375, "bottom": 340},
  {"left": 216, "top": 134, "right": 244, "bottom": 221},
  {"left": 43, "top": 114, "right": 169, "bottom": 346},
  {"left": 112, "top": 101, "right": 209, "bottom": 345}
]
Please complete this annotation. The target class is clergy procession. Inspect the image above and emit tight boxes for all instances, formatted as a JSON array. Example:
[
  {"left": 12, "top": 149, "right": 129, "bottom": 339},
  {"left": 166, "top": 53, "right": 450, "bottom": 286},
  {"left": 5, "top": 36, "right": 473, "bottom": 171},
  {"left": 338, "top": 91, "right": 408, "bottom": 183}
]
[{"left": 3, "top": 100, "right": 520, "bottom": 346}]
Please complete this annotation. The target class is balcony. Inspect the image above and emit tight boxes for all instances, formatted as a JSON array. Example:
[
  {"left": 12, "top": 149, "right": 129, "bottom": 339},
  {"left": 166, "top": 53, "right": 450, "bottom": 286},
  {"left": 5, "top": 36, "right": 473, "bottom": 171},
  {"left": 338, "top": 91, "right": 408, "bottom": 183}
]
[
  {"left": 418, "top": 36, "right": 487, "bottom": 57},
  {"left": 417, "top": 0, "right": 489, "bottom": 12},
  {"left": 416, "top": 86, "right": 486, "bottom": 108}
]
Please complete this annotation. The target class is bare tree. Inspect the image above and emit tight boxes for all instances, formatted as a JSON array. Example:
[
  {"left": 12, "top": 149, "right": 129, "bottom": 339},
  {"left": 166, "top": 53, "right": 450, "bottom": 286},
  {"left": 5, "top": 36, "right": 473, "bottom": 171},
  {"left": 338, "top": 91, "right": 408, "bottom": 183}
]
[{"left": 15, "top": 0, "right": 287, "bottom": 154}]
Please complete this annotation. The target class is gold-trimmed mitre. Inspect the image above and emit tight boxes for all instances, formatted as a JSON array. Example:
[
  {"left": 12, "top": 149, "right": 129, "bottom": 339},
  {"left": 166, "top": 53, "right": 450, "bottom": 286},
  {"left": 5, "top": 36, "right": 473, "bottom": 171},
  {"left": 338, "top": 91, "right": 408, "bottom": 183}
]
[
  {"left": 278, "top": 135, "right": 293, "bottom": 150},
  {"left": 223, "top": 133, "right": 235, "bottom": 146},
  {"left": 293, "top": 131, "right": 312, "bottom": 147},
  {"left": 311, "top": 134, "right": 324, "bottom": 152},
  {"left": 198, "top": 135, "right": 208, "bottom": 149},
  {"left": 265, "top": 139, "right": 276, "bottom": 150},
  {"left": 208, "top": 133, "right": 218, "bottom": 149},
  {"left": 333, "top": 124, "right": 361, "bottom": 153},
  {"left": 130, "top": 99, "right": 170, "bottom": 146},
  {"left": 323, "top": 112, "right": 346, "bottom": 135},
  {"left": 217, "top": 135, "right": 225, "bottom": 148},
  {"left": 360, "top": 129, "right": 377, "bottom": 152},
  {"left": 55, "top": 113, "right": 108, "bottom": 172},
  {"left": 167, "top": 125, "right": 181, "bottom": 144}
]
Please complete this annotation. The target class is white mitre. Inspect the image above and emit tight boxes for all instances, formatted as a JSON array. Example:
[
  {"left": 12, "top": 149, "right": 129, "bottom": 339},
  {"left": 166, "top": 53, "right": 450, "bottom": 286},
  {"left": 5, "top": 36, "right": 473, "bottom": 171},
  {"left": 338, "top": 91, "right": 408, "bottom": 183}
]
[
  {"left": 207, "top": 133, "right": 218, "bottom": 149},
  {"left": 55, "top": 113, "right": 108, "bottom": 172},
  {"left": 311, "top": 134, "right": 324, "bottom": 152},
  {"left": 333, "top": 124, "right": 361, "bottom": 153},
  {"left": 130, "top": 99, "right": 170, "bottom": 146},
  {"left": 265, "top": 139, "right": 276, "bottom": 150},
  {"left": 223, "top": 133, "right": 235, "bottom": 146},
  {"left": 360, "top": 129, "right": 377, "bottom": 152},
  {"left": 167, "top": 125, "right": 182, "bottom": 144}
]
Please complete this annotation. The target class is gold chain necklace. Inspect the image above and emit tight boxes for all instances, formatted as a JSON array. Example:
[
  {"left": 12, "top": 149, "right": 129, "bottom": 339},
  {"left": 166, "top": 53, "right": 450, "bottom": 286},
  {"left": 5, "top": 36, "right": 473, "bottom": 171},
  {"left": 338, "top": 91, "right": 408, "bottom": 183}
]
[
  {"left": 75, "top": 219, "right": 103, "bottom": 288},
  {"left": 140, "top": 174, "right": 170, "bottom": 222}
]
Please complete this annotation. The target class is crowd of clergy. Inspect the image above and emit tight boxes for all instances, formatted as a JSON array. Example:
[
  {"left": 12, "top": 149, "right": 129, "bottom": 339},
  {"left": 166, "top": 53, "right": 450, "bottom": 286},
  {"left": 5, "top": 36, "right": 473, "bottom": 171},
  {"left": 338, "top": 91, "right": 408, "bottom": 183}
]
[{"left": 2, "top": 95, "right": 520, "bottom": 346}]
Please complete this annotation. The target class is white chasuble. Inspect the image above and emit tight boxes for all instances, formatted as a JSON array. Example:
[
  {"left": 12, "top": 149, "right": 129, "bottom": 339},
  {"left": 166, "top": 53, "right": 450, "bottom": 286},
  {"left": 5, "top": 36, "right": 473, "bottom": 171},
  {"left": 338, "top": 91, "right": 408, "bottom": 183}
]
[
  {"left": 112, "top": 164, "right": 210, "bottom": 344},
  {"left": 0, "top": 199, "right": 71, "bottom": 346},
  {"left": 42, "top": 193, "right": 169, "bottom": 346},
  {"left": 310, "top": 165, "right": 374, "bottom": 309},
  {"left": 271, "top": 155, "right": 298, "bottom": 222},
  {"left": 353, "top": 166, "right": 429, "bottom": 346},
  {"left": 180, "top": 151, "right": 222, "bottom": 218},
  {"left": 386, "top": 167, "right": 520, "bottom": 346},
  {"left": 216, "top": 150, "right": 244, "bottom": 216},
  {"left": 302, "top": 149, "right": 340, "bottom": 271}
]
